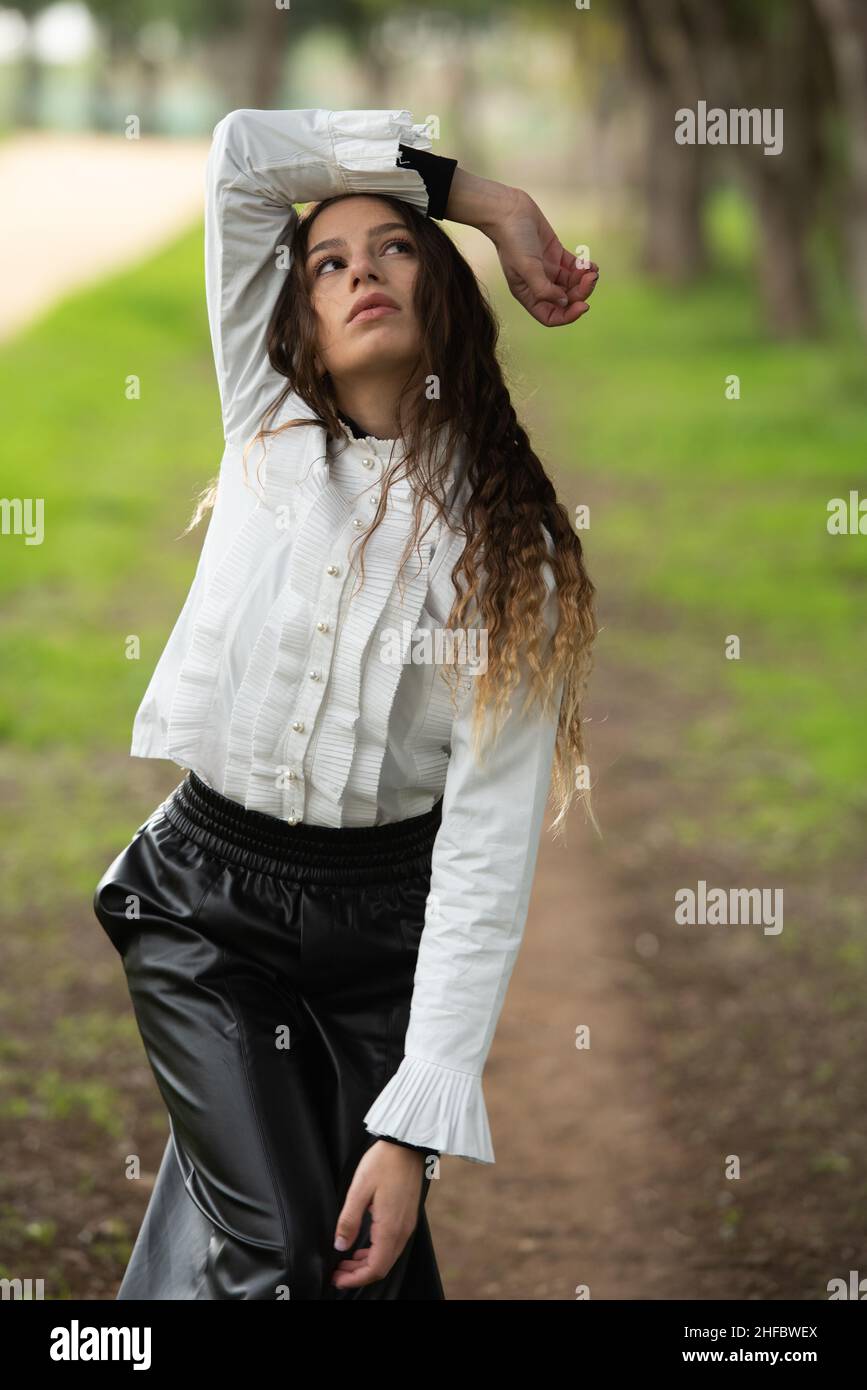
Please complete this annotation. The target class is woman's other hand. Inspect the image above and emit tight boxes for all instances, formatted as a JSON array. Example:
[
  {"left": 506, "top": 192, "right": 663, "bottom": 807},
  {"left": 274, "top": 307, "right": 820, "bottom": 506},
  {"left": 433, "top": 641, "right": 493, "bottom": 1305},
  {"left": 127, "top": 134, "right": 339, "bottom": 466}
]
[
  {"left": 491, "top": 187, "right": 599, "bottom": 327},
  {"left": 444, "top": 166, "right": 599, "bottom": 327},
  {"left": 331, "top": 1139, "right": 428, "bottom": 1289}
]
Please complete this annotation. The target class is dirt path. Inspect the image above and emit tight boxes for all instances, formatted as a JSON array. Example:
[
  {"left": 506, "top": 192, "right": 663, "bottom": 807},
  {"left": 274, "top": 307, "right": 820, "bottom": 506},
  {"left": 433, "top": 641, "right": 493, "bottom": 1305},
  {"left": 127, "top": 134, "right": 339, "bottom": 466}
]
[
  {"left": 434, "top": 652, "right": 697, "bottom": 1300},
  {"left": 0, "top": 131, "right": 208, "bottom": 342},
  {"left": 436, "top": 603, "right": 867, "bottom": 1300}
]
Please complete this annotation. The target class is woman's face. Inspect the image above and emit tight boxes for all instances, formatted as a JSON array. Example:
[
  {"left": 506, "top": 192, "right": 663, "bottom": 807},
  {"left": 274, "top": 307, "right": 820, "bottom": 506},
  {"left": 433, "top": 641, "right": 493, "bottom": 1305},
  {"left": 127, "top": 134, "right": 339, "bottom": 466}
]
[{"left": 305, "top": 195, "right": 422, "bottom": 381}]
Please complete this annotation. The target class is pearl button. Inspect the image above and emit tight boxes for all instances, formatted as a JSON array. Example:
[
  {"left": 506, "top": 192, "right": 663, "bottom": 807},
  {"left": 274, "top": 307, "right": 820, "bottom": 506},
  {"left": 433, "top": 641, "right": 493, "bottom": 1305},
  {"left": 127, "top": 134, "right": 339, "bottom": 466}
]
[
  {"left": 317, "top": 620, "right": 329, "bottom": 632},
  {"left": 292, "top": 720, "right": 304, "bottom": 732},
  {"left": 287, "top": 813, "right": 299, "bottom": 826},
  {"left": 309, "top": 670, "right": 321, "bottom": 680},
  {"left": 326, "top": 563, "right": 340, "bottom": 576},
  {"left": 287, "top": 770, "right": 296, "bottom": 780},
  {"left": 370, "top": 493, "right": 380, "bottom": 505},
  {"left": 353, "top": 518, "right": 365, "bottom": 528},
  {"left": 362, "top": 457, "right": 375, "bottom": 469}
]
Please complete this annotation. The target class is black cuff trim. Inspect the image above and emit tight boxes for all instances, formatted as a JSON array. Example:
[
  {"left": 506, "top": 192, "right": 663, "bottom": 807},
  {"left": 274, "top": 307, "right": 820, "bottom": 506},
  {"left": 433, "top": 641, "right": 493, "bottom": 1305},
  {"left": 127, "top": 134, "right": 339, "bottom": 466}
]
[
  {"left": 396, "top": 143, "right": 458, "bottom": 220},
  {"left": 378, "top": 1134, "right": 440, "bottom": 1157}
]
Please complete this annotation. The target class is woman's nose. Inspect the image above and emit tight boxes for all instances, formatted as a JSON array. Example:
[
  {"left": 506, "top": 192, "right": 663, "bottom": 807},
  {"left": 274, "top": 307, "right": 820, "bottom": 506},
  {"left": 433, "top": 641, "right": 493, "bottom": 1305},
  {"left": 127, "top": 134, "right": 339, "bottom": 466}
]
[{"left": 349, "top": 257, "right": 381, "bottom": 288}]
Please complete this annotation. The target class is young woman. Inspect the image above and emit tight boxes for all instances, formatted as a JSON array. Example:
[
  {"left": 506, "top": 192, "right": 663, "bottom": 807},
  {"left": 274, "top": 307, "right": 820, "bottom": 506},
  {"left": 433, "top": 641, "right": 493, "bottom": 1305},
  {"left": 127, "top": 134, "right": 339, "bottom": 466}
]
[{"left": 92, "top": 107, "right": 598, "bottom": 1300}]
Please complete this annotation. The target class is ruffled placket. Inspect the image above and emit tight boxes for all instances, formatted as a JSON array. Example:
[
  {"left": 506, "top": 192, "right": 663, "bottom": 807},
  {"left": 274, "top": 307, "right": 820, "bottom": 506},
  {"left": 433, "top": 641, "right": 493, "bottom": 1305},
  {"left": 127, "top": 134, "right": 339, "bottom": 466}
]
[{"left": 165, "top": 401, "right": 463, "bottom": 826}]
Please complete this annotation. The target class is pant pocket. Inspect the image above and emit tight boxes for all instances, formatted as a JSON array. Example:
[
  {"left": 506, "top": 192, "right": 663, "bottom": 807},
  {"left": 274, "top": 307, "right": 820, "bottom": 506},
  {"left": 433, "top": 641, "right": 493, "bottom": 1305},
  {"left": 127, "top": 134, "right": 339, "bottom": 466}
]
[
  {"left": 92, "top": 851, "right": 135, "bottom": 952},
  {"left": 93, "top": 834, "right": 151, "bottom": 951},
  {"left": 92, "top": 808, "right": 166, "bottom": 945}
]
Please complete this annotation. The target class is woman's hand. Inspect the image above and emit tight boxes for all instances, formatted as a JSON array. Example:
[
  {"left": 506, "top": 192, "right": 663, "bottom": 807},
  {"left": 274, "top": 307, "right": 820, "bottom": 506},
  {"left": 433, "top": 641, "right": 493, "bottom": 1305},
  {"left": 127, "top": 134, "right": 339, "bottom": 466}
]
[
  {"left": 444, "top": 167, "right": 599, "bottom": 327},
  {"left": 491, "top": 187, "right": 599, "bottom": 327},
  {"left": 331, "top": 1139, "right": 428, "bottom": 1289}
]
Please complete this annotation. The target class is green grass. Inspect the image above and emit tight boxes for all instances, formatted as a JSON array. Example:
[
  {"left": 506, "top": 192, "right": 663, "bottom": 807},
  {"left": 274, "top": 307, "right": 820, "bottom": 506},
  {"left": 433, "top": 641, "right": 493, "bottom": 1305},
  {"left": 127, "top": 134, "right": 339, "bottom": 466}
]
[
  {"left": 0, "top": 224, "right": 230, "bottom": 916},
  {"left": 0, "top": 222, "right": 221, "bottom": 749}
]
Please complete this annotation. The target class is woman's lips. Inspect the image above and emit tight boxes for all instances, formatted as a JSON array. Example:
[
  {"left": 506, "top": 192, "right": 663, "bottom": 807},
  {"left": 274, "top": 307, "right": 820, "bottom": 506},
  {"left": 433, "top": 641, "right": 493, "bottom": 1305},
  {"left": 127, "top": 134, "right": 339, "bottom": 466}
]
[{"left": 350, "top": 304, "right": 400, "bottom": 324}]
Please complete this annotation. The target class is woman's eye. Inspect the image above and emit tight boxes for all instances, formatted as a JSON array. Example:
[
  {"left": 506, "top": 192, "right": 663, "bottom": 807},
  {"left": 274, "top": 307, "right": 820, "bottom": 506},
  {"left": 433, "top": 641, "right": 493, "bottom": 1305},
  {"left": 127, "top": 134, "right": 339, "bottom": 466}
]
[{"left": 315, "top": 240, "right": 414, "bottom": 275}]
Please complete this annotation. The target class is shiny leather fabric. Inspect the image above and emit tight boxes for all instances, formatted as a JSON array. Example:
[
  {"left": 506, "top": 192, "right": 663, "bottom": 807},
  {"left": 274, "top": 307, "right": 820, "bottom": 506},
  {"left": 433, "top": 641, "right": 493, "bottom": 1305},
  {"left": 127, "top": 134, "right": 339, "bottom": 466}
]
[{"left": 92, "top": 774, "right": 445, "bottom": 1300}]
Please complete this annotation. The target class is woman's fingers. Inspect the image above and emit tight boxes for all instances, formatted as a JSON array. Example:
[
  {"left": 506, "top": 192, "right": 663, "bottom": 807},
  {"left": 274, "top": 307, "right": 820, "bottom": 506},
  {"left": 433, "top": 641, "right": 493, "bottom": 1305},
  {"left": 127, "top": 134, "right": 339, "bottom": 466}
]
[
  {"left": 330, "top": 1144, "right": 424, "bottom": 1288},
  {"left": 532, "top": 297, "right": 591, "bottom": 327},
  {"left": 550, "top": 269, "right": 600, "bottom": 320},
  {"left": 572, "top": 267, "right": 600, "bottom": 301},
  {"left": 332, "top": 1248, "right": 370, "bottom": 1275},
  {"left": 550, "top": 249, "right": 599, "bottom": 298},
  {"left": 530, "top": 242, "right": 599, "bottom": 323},
  {"left": 331, "top": 1220, "right": 406, "bottom": 1288}
]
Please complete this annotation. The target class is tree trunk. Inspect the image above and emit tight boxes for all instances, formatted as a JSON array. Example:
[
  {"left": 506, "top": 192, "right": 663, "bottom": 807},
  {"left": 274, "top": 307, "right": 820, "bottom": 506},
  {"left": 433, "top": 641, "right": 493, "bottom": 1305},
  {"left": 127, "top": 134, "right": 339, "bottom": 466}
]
[
  {"left": 750, "top": 173, "right": 818, "bottom": 337},
  {"left": 241, "top": 0, "right": 290, "bottom": 107},
  {"left": 622, "top": 0, "right": 710, "bottom": 285},
  {"left": 682, "top": 0, "right": 829, "bottom": 338},
  {"left": 641, "top": 80, "right": 707, "bottom": 282},
  {"left": 813, "top": 0, "right": 867, "bottom": 333},
  {"left": 14, "top": 40, "right": 42, "bottom": 130}
]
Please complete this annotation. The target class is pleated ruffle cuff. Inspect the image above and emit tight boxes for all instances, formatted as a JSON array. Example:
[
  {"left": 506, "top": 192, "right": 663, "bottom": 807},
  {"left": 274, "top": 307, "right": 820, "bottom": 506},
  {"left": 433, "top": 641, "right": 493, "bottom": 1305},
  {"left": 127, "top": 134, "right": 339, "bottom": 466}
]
[
  {"left": 363, "top": 1053, "right": 495, "bottom": 1165},
  {"left": 329, "top": 109, "right": 433, "bottom": 214}
]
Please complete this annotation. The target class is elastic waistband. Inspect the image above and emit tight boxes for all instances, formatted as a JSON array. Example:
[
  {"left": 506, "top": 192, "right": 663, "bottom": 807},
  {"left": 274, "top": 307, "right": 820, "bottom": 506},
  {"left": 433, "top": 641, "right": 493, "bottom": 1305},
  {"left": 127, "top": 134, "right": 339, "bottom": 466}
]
[{"left": 160, "top": 771, "right": 443, "bottom": 886}]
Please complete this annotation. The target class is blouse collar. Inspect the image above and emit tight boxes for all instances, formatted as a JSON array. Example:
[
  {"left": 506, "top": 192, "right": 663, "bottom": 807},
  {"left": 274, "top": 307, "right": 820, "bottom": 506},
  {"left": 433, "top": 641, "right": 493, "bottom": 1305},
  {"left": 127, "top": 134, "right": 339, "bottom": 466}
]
[
  {"left": 331, "top": 411, "right": 467, "bottom": 518},
  {"left": 336, "top": 408, "right": 395, "bottom": 446}
]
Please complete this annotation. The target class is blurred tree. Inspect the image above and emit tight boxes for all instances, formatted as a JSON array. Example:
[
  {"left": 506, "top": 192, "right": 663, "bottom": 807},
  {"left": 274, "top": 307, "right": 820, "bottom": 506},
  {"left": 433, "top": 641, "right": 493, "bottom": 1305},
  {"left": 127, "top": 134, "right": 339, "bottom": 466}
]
[
  {"left": 10, "top": 0, "right": 48, "bottom": 128},
  {"left": 83, "top": 0, "right": 238, "bottom": 130},
  {"left": 616, "top": 0, "right": 834, "bottom": 337},
  {"left": 812, "top": 0, "right": 867, "bottom": 333},
  {"left": 358, "top": 0, "right": 496, "bottom": 166},
  {"left": 689, "top": 0, "right": 833, "bottom": 339},
  {"left": 620, "top": 0, "right": 709, "bottom": 285}
]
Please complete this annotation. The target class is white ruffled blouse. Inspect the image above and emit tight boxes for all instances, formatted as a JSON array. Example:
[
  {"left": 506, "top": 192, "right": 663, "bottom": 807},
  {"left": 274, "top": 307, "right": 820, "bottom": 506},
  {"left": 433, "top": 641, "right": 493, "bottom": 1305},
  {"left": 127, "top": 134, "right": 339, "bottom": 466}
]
[{"left": 129, "top": 106, "right": 564, "bottom": 1164}]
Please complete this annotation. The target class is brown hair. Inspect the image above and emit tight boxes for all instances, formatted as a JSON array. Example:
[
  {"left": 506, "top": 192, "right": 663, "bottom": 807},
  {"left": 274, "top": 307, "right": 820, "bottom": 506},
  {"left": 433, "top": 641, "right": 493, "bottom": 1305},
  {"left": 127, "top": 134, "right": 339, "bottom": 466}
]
[{"left": 184, "top": 191, "right": 599, "bottom": 838}]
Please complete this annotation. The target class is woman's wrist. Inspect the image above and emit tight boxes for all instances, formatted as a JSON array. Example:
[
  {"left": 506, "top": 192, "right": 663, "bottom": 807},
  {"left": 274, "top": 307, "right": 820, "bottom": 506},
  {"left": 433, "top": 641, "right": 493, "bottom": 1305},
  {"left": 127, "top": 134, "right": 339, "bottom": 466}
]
[{"left": 443, "top": 165, "right": 522, "bottom": 244}]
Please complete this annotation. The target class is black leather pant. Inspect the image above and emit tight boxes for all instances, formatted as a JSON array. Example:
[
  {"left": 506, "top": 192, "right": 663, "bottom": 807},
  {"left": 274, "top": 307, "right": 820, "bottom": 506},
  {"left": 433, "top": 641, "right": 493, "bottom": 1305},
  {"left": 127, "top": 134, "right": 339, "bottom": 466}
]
[{"left": 92, "top": 771, "right": 445, "bottom": 1300}]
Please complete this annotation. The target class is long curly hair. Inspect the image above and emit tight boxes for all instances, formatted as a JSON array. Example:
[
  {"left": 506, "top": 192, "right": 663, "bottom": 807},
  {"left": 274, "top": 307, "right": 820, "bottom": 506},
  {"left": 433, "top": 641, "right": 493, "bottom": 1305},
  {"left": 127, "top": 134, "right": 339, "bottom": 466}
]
[{"left": 184, "top": 191, "right": 599, "bottom": 838}]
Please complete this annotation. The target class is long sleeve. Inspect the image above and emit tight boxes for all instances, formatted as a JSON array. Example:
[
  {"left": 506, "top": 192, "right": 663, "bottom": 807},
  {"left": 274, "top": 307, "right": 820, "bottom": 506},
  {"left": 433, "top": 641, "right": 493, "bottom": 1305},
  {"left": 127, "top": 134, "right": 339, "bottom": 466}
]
[
  {"left": 363, "top": 561, "right": 564, "bottom": 1164},
  {"left": 204, "top": 108, "right": 434, "bottom": 450}
]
